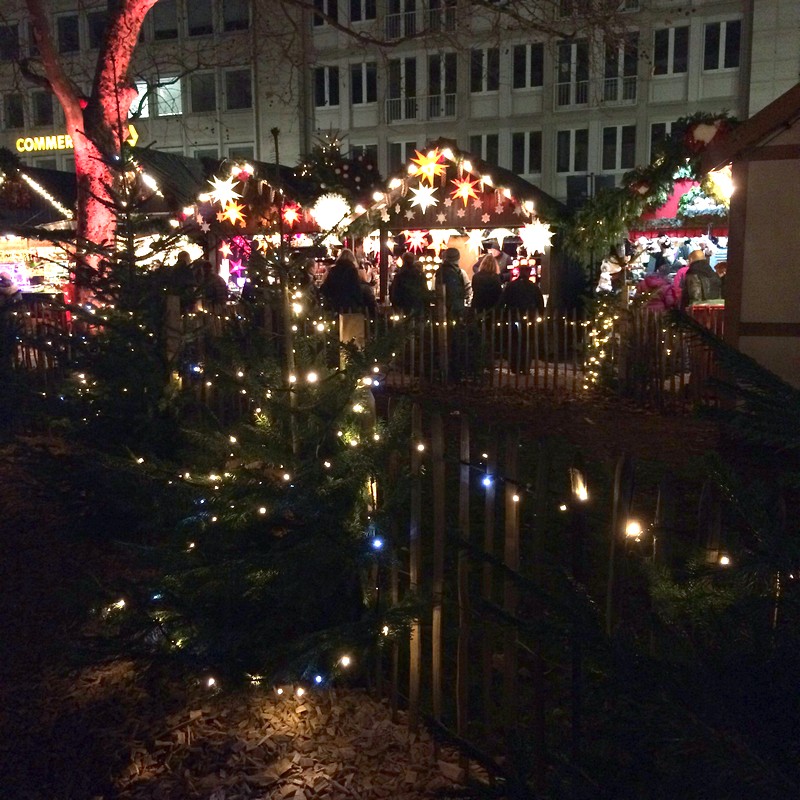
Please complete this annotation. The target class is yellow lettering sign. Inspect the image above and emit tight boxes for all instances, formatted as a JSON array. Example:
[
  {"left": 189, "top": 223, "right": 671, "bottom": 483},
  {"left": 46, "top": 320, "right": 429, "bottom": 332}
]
[{"left": 15, "top": 132, "right": 75, "bottom": 153}]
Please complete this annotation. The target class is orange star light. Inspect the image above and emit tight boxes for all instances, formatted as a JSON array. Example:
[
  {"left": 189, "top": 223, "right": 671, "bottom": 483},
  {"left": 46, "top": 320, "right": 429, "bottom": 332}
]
[
  {"left": 410, "top": 149, "right": 447, "bottom": 186},
  {"left": 222, "top": 200, "right": 247, "bottom": 226},
  {"left": 219, "top": 241, "right": 233, "bottom": 258},
  {"left": 282, "top": 205, "right": 301, "bottom": 226},
  {"left": 451, "top": 177, "right": 479, "bottom": 206}
]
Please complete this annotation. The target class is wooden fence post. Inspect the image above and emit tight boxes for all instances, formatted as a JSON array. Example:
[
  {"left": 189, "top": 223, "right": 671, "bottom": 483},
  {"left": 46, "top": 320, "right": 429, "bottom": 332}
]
[
  {"left": 408, "top": 402, "right": 422, "bottom": 733},
  {"left": 431, "top": 410, "right": 446, "bottom": 744},
  {"left": 568, "top": 452, "right": 588, "bottom": 765},
  {"left": 457, "top": 413, "right": 471, "bottom": 776},
  {"left": 481, "top": 435, "right": 498, "bottom": 733},
  {"left": 605, "top": 453, "right": 634, "bottom": 636},
  {"left": 502, "top": 430, "right": 520, "bottom": 735},
  {"left": 698, "top": 478, "right": 722, "bottom": 565}
]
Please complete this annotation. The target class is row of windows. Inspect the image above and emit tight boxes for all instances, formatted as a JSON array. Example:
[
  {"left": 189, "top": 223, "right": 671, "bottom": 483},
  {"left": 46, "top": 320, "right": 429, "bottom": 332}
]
[
  {"left": 0, "top": 0, "right": 249, "bottom": 60},
  {"left": 313, "top": 22, "right": 741, "bottom": 108},
  {"left": 363, "top": 121, "right": 682, "bottom": 176},
  {"left": 0, "top": 69, "right": 253, "bottom": 130},
  {"left": 313, "top": 0, "right": 455, "bottom": 30}
]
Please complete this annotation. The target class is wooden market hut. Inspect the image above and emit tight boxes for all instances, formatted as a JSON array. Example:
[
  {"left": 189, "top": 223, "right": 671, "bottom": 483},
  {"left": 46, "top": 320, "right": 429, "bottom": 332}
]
[
  {"left": 355, "top": 139, "right": 567, "bottom": 305},
  {"left": 701, "top": 82, "right": 800, "bottom": 387}
]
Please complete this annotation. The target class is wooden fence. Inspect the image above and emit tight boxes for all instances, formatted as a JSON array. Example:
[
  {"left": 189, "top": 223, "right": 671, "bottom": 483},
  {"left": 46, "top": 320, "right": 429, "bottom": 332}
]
[
  {"left": 2, "top": 295, "right": 727, "bottom": 412},
  {"left": 369, "top": 402, "right": 732, "bottom": 794}
]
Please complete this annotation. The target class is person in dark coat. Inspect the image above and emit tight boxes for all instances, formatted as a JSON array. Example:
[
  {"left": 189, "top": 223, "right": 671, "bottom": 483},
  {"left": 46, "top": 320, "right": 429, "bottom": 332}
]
[
  {"left": 500, "top": 265, "right": 545, "bottom": 315},
  {"left": 319, "top": 249, "right": 365, "bottom": 312},
  {"left": 434, "top": 247, "right": 471, "bottom": 318},
  {"left": 680, "top": 249, "right": 723, "bottom": 310},
  {"left": 500, "top": 265, "right": 545, "bottom": 374},
  {"left": 471, "top": 253, "right": 502, "bottom": 313},
  {"left": 390, "top": 259, "right": 429, "bottom": 315}
]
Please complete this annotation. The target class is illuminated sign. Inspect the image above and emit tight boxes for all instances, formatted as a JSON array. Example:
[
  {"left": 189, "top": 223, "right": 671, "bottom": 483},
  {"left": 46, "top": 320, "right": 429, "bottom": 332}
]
[
  {"left": 16, "top": 134, "right": 74, "bottom": 152},
  {"left": 15, "top": 124, "right": 139, "bottom": 153}
]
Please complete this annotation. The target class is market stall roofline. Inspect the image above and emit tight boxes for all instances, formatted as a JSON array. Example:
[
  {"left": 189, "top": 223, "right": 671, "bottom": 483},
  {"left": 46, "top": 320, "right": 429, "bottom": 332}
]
[
  {"left": 701, "top": 82, "right": 800, "bottom": 173},
  {"left": 0, "top": 165, "right": 76, "bottom": 230},
  {"left": 132, "top": 147, "right": 308, "bottom": 208}
]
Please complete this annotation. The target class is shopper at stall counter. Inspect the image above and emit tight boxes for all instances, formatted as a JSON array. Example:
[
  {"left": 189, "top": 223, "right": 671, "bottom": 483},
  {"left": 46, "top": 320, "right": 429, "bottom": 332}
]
[
  {"left": 471, "top": 253, "right": 503, "bottom": 313},
  {"left": 500, "top": 264, "right": 545, "bottom": 315},
  {"left": 434, "top": 248, "right": 472, "bottom": 317},
  {"left": 680, "top": 249, "right": 723, "bottom": 310},
  {"left": 390, "top": 259, "right": 429, "bottom": 316},
  {"left": 320, "top": 249, "right": 370, "bottom": 312}
]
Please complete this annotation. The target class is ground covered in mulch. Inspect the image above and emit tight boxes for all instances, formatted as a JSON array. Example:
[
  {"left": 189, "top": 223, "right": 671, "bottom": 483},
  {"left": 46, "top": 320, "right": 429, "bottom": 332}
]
[{"left": 0, "top": 395, "right": 720, "bottom": 800}]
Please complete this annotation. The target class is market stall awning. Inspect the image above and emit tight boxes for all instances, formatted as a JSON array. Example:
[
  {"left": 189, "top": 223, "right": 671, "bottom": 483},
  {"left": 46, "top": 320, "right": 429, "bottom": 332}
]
[
  {"left": 0, "top": 165, "right": 76, "bottom": 229},
  {"left": 355, "top": 138, "right": 565, "bottom": 233}
]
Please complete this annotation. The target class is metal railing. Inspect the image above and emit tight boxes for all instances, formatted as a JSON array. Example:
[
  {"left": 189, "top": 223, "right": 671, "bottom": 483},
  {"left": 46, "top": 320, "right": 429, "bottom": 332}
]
[
  {"left": 385, "top": 96, "right": 418, "bottom": 122},
  {"left": 426, "top": 93, "right": 456, "bottom": 119},
  {"left": 385, "top": 11, "right": 416, "bottom": 39},
  {"left": 555, "top": 80, "right": 589, "bottom": 107},
  {"left": 602, "top": 75, "right": 637, "bottom": 104}
]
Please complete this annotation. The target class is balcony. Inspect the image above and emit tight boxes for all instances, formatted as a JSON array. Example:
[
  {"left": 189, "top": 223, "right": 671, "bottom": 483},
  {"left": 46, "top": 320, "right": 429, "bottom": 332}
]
[
  {"left": 385, "top": 11, "right": 416, "bottom": 39},
  {"left": 386, "top": 96, "right": 419, "bottom": 122},
  {"left": 427, "top": 93, "right": 456, "bottom": 119},
  {"left": 427, "top": 6, "right": 456, "bottom": 32},
  {"left": 603, "top": 76, "right": 637, "bottom": 104},
  {"left": 555, "top": 80, "right": 589, "bottom": 108}
]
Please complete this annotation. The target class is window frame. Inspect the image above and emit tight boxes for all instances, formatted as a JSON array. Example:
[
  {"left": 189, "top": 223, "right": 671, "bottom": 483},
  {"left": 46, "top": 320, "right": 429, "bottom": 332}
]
[
  {"left": 314, "top": 65, "right": 341, "bottom": 108},
  {"left": 350, "top": 61, "right": 377, "bottom": 105},
  {"left": 653, "top": 26, "right": 689, "bottom": 76},
  {"left": 512, "top": 43, "right": 544, "bottom": 90},
  {"left": 470, "top": 47, "right": 500, "bottom": 93},
  {"left": 187, "top": 0, "right": 214, "bottom": 36},
  {"left": 222, "top": 0, "right": 251, "bottom": 32},
  {"left": 154, "top": 77, "right": 183, "bottom": 117},
  {"left": 703, "top": 19, "right": 741, "bottom": 71},
  {"left": 556, "top": 127, "right": 589, "bottom": 173},
  {"left": 601, "top": 124, "right": 636, "bottom": 171},
  {"left": 56, "top": 14, "right": 81, "bottom": 54},
  {"left": 349, "top": 0, "right": 376, "bottom": 23},
  {"left": 313, "top": 0, "right": 339, "bottom": 27},
  {"left": 224, "top": 68, "right": 253, "bottom": 111},
  {"left": 3, "top": 93, "right": 25, "bottom": 130},
  {"left": 511, "top": 130, "right": 543, "bottom": 175},
  {"left": 387, "top": 140, "right": 416, "bottom": 174},
  {"left": 151, "top": 0, "right": 179, "bottom": 40},
  {"left": 0, "top": 23, "right": 20, "bottom": 62},
  {"left": 87, "top": 10, "right": 107, "bottom": 50},
  {"left": 468, "top": 133, "right": 499, "bottom": 164},
  {"left": 31, "top": 90, "right": 54, "bottom": 127},
  {"left": 189, "top": 71, "right": 218, "bottom": 114}
]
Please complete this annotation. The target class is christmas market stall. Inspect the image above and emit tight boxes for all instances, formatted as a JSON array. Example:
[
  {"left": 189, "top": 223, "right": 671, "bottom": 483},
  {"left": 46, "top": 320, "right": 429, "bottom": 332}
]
[{"left": 350, "top": 139, "right": 566, "bottom": 305}]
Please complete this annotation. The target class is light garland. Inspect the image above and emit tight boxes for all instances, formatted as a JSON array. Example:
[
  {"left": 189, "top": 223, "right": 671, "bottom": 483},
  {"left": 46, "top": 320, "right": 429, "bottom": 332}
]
[{"left": 20, "top": 173, "right": 74, "bottom": 219}]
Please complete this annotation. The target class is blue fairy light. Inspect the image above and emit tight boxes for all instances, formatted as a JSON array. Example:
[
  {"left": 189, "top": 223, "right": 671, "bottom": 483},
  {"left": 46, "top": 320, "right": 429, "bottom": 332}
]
[{"left": 371, "top": 537, "right": 384, "bottom": 550}]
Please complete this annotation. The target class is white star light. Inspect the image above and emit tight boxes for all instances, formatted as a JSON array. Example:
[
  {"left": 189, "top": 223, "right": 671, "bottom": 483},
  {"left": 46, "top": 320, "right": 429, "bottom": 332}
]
[
  {"left": 206, "top": 175, "right": 242, "bottom": 207},
  {"left": 519, "top": 220, "right": 555, "bottom": 255},
  {"left": 409, "top": 184, "right": 439, "bottom": 213},
  {"left": 404, "top": 209, "right": 415, "bottom": 220},
  {"left": 465, "top": 229, "right": 485, "bottom": 255},
  {"left": 380, "top": 210, "right": 390, "bottom": 222}
]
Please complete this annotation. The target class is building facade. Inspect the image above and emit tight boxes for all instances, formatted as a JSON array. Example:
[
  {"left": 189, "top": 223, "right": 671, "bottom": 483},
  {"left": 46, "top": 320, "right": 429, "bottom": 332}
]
[{"left": 0, "top": 1, "right": 797, "bottom": 206}]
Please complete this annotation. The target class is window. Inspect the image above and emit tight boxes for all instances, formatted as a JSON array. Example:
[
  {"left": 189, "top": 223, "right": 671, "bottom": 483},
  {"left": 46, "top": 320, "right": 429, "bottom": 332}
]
[
  {"left": 194, "top": 147, "right": 218, "bottom": 159},
  {"left": 0, "top": 24, "right": 20, "bottom": 62},
  {"left": 604, "top": 32, "right": 638, "bottom": 101},
  {"left": 32, "top": 157, "right": 58, "bottom": 170},
  {"left": 704, "top": 20, "right": 741, "bottom": 70},
  {"left": 225, "top": 69, "right": 252, "bottom": 110},
  {"left": 314, "top": 66, "right": 340, "bottom": 107},
  {"left": 351, "top": 143, "right": 378, "bottom": 163},
  {"left": 511, "top": 131, "right": 542, "bottom": 174},
  {"left": 512, "top": 43, "right": 544, "bottom": 89},
  {"left": 602, "top": 124, "right": 636, "bottom": 171},
  {"left": 190, "top": 72, "right": 217, "bottom": 113},
  {"left": 428, "top": 0, "right": 456, "bottom": 32},
  {"left": 28, "top": 24, "right": 40, "bottom": 57},
  {"left": 223, "top": 0, "right": 250, "bottom": 32},
  {"left": 388, "top": 141, "right": 416, "bottom": 173},
  {"left": 188, "top": 0, "right": 214, "bottom": 36},
  {"left": 428, "top": 52, "right": 457, "bottom": 117},
  {"left": 152, "top": 0, "right": 178, "bottom": 40},
  {"left": 4, "top": 94, "right": 24, "bottom": 129},
  {"left": 387, "top": 57, "right": 417, "bottom": 120},
  {"left": 649, "top": 121, "right": 677, "bottom": 160},
  {"left": 470, "top": 48, "right": 499, "bottom": 93},
  {"left": 556, "top": 128, "right": 588, "bottom": 173},
  {"left": 469, "top": 133, "right": 498, "bottom": 164},
  {"left": 556, "top": 40, "right": 589, "bottom": 105},
  {"left": 313, "top": 0, "right": 339, "bottom": 26},
  {"left": 350, "top": 0, "right": 376, "bottom": 22},
  {"left": 228, "top": 144, "right": 254, "bottom": 159},
  {"left": 386, "top": 0, "right": 416, "bottom": 39},
  {"left": 131, "top": 81, "right": 150, "bottom": 118},
  {"left": 653, "top": 26, "right": 689, "bottom": 75},
  {"left": 351, "top": 62, "right": 377, "bottom": 105},
  {"left": 31, "top": 91, "right": 54, "bottom": 126},
  {"left": 87, "top": 11, "right": 106, "bottom": 49},
  {"left": 57, "top": 15, "right": 80, "bottom": 53},
  {"left": 155, "top": 78, "right": 182, "bottom": 116}
]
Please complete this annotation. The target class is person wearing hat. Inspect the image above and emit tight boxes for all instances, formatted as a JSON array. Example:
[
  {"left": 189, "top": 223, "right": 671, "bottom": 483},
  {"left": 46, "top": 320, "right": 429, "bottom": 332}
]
[
  {"left": 680, "top": 248, "right": 722, "bottom": 310},
  {"left": 473, "top": 239, "right": 512, "bottom": 278},
  {"left": 435, "top": 247, "right": 472, "bottom": 317}
]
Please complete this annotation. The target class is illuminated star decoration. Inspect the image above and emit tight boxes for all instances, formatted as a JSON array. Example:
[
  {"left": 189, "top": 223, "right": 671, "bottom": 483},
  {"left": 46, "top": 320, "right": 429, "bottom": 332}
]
[
  {"left": 409, "top": 183, "right": 439, "bottom": 213},
  {"left": 219, "top": 241, "right": 233, "bottom": 258},
  {"left": 465, "top": 229, "right": 485, "bottom": 256},
  {"left": 207, "top": 174, "right": 242, "bottom": 207},
  {"left": 519, "top": 220, "right": 555, "bottom": 255},
  {"left": 451, "top": 177, "right": 479, "bottom": 206},
  {"left": 409, "top": 148, "right": 447, "bottom": 186},
  {"left": 403, "top": 229, "right": 430, "bottom": 253},
  {"left": 282, "top": 205, "right": 301, "bottom": 226},
  {"left": 223, "top": 200, "right": 247, "bottom": 226},
  {"left": 429, "top": 228, "right": 456, "bottom": 255}
]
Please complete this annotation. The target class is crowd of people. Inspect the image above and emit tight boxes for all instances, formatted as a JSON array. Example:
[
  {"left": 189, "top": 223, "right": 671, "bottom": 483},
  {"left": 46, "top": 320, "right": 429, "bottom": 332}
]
[{"left": 598, "top": 234, "right": 726, "bottom": 312}]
